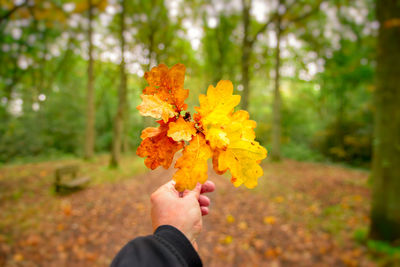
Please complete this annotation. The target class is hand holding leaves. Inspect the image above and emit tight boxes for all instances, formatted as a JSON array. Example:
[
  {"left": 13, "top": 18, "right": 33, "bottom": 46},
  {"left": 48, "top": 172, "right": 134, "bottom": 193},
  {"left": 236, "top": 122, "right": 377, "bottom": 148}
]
[{"left": 137, "top": 63, "right": 267, "bottom": 191}]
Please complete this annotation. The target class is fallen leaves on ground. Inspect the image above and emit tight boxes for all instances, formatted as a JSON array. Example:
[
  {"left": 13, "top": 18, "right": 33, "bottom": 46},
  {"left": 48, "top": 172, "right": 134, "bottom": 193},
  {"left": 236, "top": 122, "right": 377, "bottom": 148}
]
[{"left": 0, "top": 155, "right": 374, "bottom": 266}]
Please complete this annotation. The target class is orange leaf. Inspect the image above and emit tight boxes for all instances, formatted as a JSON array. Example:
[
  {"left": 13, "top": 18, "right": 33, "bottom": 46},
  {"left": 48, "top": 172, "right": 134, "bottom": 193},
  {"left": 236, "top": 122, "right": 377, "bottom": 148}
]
[
  {"left": 13, "top": 253, "right": 24, "bottom": 262},
  {"left": 140, "top": 127, "right": 161, "bottom": 139},
  {"left": 167, "top": 116, "right": 197, "bottom": 141},
  {"left": 137, "top": 121, "right": 183, "bottom": 170},
  {"left": 143, "top": 63, "right": 188, "bottom": 111},
  {"left": 173, "top": 134, "right": 212, "bottom": 191}
]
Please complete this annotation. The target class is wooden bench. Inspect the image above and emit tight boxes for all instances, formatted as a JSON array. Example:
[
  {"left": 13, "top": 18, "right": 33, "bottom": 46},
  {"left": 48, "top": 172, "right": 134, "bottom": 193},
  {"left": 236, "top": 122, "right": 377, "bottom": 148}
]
[{"left": 54, "top": 165, "right": 90, "bottom": 193}]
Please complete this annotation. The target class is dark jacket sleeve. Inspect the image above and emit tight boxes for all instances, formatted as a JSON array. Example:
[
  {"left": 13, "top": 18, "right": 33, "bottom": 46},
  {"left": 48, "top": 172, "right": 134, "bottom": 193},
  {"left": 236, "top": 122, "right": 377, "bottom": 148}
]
[{"left": 110, "top": 225, "right": 202, "bottom": 267}]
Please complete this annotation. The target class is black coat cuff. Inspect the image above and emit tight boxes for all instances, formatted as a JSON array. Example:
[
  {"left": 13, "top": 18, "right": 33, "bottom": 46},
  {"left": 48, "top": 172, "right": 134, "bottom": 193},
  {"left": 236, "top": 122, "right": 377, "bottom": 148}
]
[{"left": 154, "top": 225, "right": 202, "bottom": 267}]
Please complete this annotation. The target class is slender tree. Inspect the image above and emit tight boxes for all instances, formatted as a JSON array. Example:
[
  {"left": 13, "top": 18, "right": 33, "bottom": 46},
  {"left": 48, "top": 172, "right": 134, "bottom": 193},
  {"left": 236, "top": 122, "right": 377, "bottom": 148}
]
[
  {"left": 110, "top": 0, "right": 127, "bottom": 167},
  {"left": 271, "top": 14, "right": 282, "bottom": 161},
  {"left": 269, "top": 0, "right": 322, "bottom": 161},
  {"left": 369, "top": 0, "right": 400, "bottom": 241},
  {"left": 240, "top": 0, "right": 275, "bottom": 110},
  {"left": 84, "top": 0, "right": 95, "bottom": 160}
]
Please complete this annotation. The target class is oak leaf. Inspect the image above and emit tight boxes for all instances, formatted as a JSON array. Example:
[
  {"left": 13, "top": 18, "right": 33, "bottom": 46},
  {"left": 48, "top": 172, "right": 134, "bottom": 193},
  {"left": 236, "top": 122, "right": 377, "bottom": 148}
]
[
  {"left": 212, "top": 150, "right": 227, "bottom": 175},
  {"left": 140, "top": 127, "right": 161, "bottom": 139},
  {"left": 137, "top": 121, "right": 183, "bottom": 170},
  {"left": 143, "top": 63, "right": 189, "bottom": 111},
  {"left": 195, "top": 80, "right": 266, "bottom": 188},
  {"left": 211, "top": 110, "right": 266, "bottom": 188},
  {"left": 195, "top": 80, "right": 241, "bottom": 127},
  {"left": 206, "top": 127, "right": 230, "bottom": 150},
  {"left": 216, "top": 139, "right": 266, "bottom": 188},
  {"left": 167, "top": 116, "right": 197, "bottom": 142},
  {"left": 137, "top": 94, "right": 176, "bottom": 123},
  {"left": 137, "top": 63, "right": 267, "bottom": 191},
  {"left": 173, "top": 134, "right": 212, "bottom": 191}
]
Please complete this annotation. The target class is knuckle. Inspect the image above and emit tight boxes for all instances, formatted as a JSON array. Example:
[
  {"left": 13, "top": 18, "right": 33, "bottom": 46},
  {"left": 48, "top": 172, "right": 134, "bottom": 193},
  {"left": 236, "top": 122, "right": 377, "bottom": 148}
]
[{"left": 150, "top": 192, "right": 157, "bottom": 203}]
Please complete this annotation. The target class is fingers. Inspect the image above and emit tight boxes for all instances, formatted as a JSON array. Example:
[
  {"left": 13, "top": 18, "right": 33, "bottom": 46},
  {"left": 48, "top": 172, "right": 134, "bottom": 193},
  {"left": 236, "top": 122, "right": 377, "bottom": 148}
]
[
  {"left": 198, "top": 195, "right": 210, "bottom": 207},
  {"left": 201, "top": 206, "right": 209, "bottom": 216},
  {"left": 198, "top": 182, "right": 212, "bottom": 216},
  {"left": 201, "top": 181, "right": 215, "bottom": 194}
]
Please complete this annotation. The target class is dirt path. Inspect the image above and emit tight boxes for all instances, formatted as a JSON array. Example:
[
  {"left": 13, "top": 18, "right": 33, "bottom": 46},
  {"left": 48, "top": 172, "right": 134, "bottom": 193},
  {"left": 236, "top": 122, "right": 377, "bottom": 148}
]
[{"left": 0, "top": 157, "right": 373, "bottom": 266}]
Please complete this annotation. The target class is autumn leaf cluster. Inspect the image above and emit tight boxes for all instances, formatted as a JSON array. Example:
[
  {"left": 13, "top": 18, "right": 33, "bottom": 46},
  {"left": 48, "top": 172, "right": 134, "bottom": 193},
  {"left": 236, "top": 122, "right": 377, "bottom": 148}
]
[{"left": 137, "top": 63, "right": 267, "bottom": 192}]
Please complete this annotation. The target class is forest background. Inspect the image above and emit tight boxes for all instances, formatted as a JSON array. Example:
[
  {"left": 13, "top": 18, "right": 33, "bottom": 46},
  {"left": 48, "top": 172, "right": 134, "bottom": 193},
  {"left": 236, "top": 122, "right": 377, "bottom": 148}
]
[{"left": 1, "top": 0, "right": 400, "bottom": 266}]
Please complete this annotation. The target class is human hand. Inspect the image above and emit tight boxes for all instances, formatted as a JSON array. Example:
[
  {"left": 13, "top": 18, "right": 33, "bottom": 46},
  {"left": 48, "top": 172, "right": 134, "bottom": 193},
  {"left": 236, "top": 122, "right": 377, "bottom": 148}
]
[{"left": 150, "top": 180, "right": 215, "bottom": 246}]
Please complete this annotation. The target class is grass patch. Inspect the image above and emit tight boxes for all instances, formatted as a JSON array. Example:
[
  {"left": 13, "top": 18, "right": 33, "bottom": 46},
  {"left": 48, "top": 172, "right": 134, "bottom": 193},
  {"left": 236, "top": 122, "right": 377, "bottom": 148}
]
[
  {"left": 368, "top": 240, "right": 400, "bottom": 266},
  {"left": 353, "top": 227, "right": 368, "bottom": 243},
  {"left": 353, "top": 227, "right": 400, "bottom": 266}
]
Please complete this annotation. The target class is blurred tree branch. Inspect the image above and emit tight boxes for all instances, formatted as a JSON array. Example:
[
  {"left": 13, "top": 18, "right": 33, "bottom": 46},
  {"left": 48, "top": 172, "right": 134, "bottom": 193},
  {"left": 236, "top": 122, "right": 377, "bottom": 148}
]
[{"left": 0, "top": 0, "right": 27, "bottom": 25}]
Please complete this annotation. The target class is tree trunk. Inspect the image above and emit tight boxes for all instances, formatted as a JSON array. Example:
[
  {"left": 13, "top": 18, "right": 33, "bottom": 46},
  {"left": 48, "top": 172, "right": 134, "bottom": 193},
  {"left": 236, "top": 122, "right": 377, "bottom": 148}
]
[
  {"left": 270, "top": 18, "right": 282, "bottom": 161},
  {"left": 143, "top": 28, "right": 156, "bottom": 127},
  {"left": 84, "top": 0, "right": 95, "bottom": 160},
  {"left": 240, "top": 0, "right": 251, "bottom": 110},
  {"left": 369, "top": 0, "right": 400, "bottom": 242},
  {"left": 110, "top": 0, "right": 127, "bottom": 168}
]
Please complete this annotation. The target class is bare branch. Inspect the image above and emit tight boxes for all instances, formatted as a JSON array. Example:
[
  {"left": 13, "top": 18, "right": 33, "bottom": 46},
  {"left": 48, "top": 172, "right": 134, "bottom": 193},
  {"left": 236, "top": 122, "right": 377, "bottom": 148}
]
[
  {"left": 288, "top": 0, "right": 323, "bottom": 25},
  {"left": 0, "top": 1, "right": 28, "bottom": 25}
]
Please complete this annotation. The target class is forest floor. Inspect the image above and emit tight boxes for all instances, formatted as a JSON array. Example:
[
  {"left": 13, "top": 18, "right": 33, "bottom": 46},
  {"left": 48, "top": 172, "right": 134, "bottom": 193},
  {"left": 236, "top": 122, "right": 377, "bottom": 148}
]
[{"left": 0, "top": 154, "right": 379, "bottom": 266}]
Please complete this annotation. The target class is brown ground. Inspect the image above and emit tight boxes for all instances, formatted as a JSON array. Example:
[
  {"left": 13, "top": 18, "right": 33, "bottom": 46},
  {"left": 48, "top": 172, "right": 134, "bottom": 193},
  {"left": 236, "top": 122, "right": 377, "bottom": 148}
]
[{"left": 0, "top": 155, "right": 374, "bottom": 266}]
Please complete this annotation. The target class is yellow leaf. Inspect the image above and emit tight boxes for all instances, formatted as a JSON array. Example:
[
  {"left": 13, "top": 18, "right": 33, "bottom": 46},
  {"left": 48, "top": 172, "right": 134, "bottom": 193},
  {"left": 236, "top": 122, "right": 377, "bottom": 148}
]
[
  {"left": 167, "top": 116, "right": 196, "bottom": 141},
  {"left": 173, "top": 134, "right": 212, "bottom": 191},
  {"left": 263, "top": 216, "right": 276, "bottom": 225},
  {"left": 195, "top": 80, "right": 240, "bottom": 127},
  {"left": 137, "top": 94, "right": 176, "bottom": 123},
  {"left": 230, "top": 110, "right": 257, "bottom": 141},
  {"left": 217, "top": 138, "right": 267, "bottom": 188},
  {"left": 226, "top": 214, "right": 235, "bottom": 223},
  {"left": 195, "top": 80, "right": 267, "bottom": 188},
  {"left": 220, "top": 235, "right": 233, "bottom": 245},
  {"left": 206, "top": 127, "right": 230, "bottom": 149}
]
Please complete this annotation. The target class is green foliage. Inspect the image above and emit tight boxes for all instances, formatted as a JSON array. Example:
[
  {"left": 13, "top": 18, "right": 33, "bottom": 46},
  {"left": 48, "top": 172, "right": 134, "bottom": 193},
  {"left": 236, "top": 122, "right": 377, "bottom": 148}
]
[
  {"left": 281, "top": 142, "right": 325, "bottom": 162},
  {"left": 0, "top": 0, "right": 376, "bottom": 168},
  {"left": 202, "top": 13, "right": 241, "bottom": 85},
  {"left": 312, "top": 36, "right": 375, "bottom": 166},
  {"left": 313, "top": 118, "right": 372, "bottom": 166}
]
